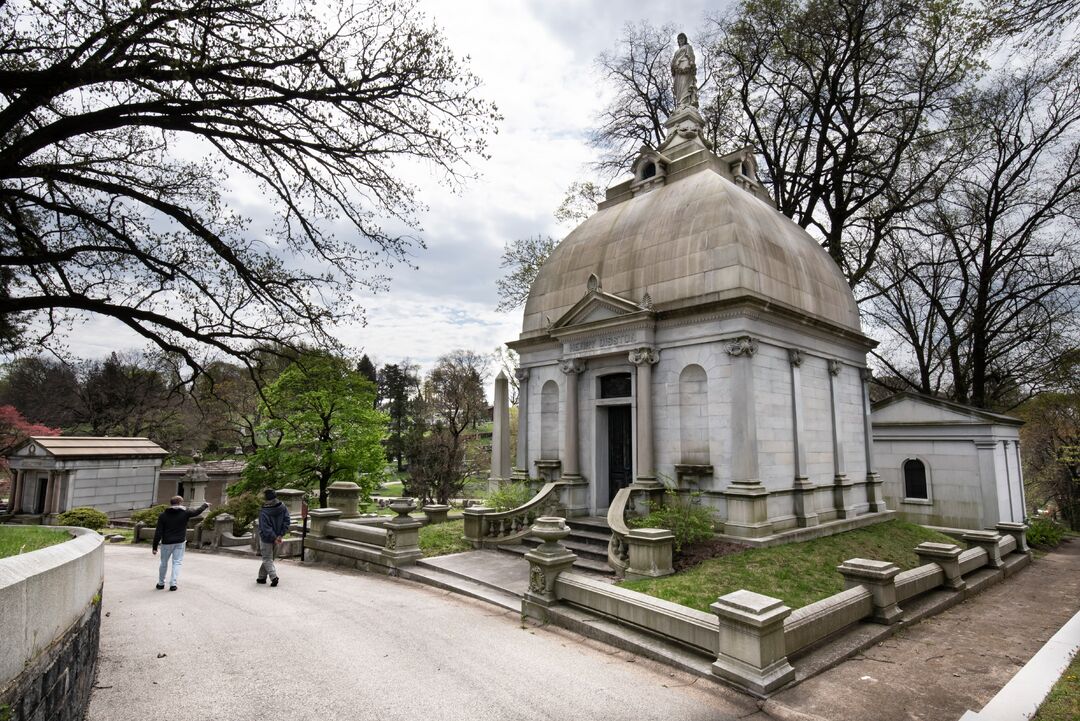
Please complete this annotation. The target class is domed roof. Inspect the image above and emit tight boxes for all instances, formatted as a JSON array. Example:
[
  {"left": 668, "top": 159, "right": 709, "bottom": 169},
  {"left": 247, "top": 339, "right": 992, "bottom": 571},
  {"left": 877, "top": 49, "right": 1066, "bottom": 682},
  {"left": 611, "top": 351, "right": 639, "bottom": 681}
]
[{"left": 521, "top": 160, "right": 862, "bottom": 337}]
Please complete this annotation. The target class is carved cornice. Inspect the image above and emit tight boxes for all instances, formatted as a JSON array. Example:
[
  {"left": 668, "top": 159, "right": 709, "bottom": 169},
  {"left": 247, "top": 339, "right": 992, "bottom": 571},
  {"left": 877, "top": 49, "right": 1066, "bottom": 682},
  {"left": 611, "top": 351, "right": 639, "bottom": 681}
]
[
  {"left": 788, "top": 349, "right": 803, "bottom": 367},
  {"left": 628, "top": 347, "right": 660, "bottom": 366},
  {"left": 559, "top": 358, "right": 586, "bottom": 375},
  {"left": 513, "top": 367, "right": 530, "bottom": 383},
  {"left": 726, "top": 336, "right": 758, "bottom": 357},
  {"left": 828, "top": 359, "right": 843, "bottom": 376}
]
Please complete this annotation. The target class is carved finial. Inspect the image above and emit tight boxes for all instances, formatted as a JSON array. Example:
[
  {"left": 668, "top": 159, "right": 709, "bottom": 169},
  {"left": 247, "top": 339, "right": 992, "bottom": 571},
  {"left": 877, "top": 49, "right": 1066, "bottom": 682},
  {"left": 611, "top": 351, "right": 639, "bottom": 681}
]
[
  {"left": 829, "top": 359, "right": 843, "bottom": 376},
  {"left": 726, "top": 336, "right": 758, "bottom": 357},
  {"left": 587, "top": 273, "right": 600, "bottom": 293},
  {"left": 788, "top": 349, "right": 803, "bottom": 367},
  {"left": 641, "top": 291, "right": 654, "bottom": 310}
]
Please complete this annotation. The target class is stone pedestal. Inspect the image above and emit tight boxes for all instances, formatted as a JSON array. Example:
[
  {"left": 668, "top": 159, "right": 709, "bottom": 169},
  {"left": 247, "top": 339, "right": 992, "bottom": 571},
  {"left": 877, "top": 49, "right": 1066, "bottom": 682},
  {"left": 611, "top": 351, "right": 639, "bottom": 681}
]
[
  {"left": 307, "top": 508, "right": 342, "bottom": 537},
  {"left": 276, "top": 489, "right": 304, "bottom": 517},
  {"left": 722, "top": 480, "right": 773, "bottom": 538},
  {"left": 916, "top": 542, "right": 965, "bottom": 591},
  {"left": 792, "top": 477, "right": 819, "bottom": 528},
  {"left": 383, "top": 498, "right": 422, "bottom": 564},
  {"left": 864, "top": 472, "right": 887, "bottom": 514},
  {"left": 212, "top": 513, "right": 234, "bottom": 547},
  {"left": 832, "top": 475, "right": 857, "bottom": 520},
  {"left": 423, "top": 504, "right": 450, "bottom": 524},
  {"left": 962, "top": 530, "right": 1004, "bottom": 569},
  {"left": 184, "top": 465, "right": 209, "bottom": 509},
  {"left": 711, "top": 590, "right": 795, "bottom": 696},
  {"left": 837, "top": 558, "right": 902, "bottom": 624},
  {"left": 326, "top": 481, "right": 361, "bottom": 518},
  {"left": 462, "top": 505, "right": 492, "bottom": 546},
  {"left": 995, "top": 522, "right": 1030, "bottom": 554},
  {"left": 523, "top": 517, "right": 578, "bottom": 609},
  {"left": 625, "top": 528, "right": 674, "bottom": 581}
]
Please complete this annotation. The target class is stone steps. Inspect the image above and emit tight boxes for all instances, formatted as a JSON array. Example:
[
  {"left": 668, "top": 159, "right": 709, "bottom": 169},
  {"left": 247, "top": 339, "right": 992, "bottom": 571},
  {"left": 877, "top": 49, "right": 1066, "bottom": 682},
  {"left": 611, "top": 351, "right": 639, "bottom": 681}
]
[{"left": 494, "top": 515, "right": 615, "bottom": 575}]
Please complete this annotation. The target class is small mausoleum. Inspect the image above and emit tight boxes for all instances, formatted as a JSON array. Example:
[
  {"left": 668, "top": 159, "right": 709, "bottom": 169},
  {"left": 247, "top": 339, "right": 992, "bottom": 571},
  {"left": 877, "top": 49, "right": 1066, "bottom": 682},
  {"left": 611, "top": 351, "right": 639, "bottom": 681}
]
[
  {"left": 6, "top": 436, "right": 167, "bottom": 521},
  {"left": 157, "top": 459, "right": 245, "bottom": 507},
  {"left": 503, "top": 33, "right": 892, "bottom": 541},
  {"left": 871, "top": 393, "right": 1025, "bottom": 530}
]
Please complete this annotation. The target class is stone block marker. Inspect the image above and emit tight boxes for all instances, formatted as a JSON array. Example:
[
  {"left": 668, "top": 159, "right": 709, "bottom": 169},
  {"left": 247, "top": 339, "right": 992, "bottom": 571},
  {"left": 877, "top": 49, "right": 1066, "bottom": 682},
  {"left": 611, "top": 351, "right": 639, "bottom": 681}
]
[
  {"left": 837, "top": 558, "right": 902, "bottom": 624},
  {"left": 422, "top": 504, "right": 450, "bottom": 524},
  {"left": 962, "top": 530, "right": 1005, "bottom": 569},
  {"left": 915, "top": 542, "right": 966, "bottom": 591},
  {"left": 625, "top": 528, "right": 675, "bottom": 581},
  {"left": 326, "top": 481, "right": 362, "bottom": 518},
  {"left": 711, "top": 590, "right": 795, "bottom": 696},
  {"left": 523, "top": 517, "right": 577, "bottom": 610},
  {"left": 276, "top": 488, "right": 304, "bottom": 517},
  {"left": 995, "top": 522, "right": 1030, "bottom": 554}
]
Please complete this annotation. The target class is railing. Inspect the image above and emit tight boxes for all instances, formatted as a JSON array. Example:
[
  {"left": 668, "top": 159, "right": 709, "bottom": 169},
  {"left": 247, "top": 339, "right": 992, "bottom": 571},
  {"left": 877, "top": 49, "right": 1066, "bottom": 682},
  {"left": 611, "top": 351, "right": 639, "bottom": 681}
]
[
  {"left": 606, "top": 486, "right": 634, "bottom": 576},
  {"left": 463, "top": 482, "right": 563, "bottom": 547}
]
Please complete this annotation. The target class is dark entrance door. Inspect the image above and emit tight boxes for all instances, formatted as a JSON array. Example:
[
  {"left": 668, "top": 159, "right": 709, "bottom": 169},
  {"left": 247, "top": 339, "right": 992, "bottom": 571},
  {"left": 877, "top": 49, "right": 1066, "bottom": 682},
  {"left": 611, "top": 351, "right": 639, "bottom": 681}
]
[
  {"left": 607, "top": 405, "right": 633, "bottom": 504},
  {"left": 35, "top": 477, "right": 48, "bottom": 514}
]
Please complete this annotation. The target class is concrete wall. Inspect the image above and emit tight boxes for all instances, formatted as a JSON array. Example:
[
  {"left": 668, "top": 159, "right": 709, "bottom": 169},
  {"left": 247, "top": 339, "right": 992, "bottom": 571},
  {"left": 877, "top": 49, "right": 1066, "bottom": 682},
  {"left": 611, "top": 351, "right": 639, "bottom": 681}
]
[{"left": 0, "top": 526, "right": 105, "bottom": 719}]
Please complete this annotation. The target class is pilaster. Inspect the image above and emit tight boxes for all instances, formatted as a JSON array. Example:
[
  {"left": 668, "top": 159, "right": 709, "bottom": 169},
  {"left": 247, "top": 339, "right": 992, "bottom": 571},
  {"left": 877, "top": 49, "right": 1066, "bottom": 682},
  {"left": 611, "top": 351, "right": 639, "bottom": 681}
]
[
  {"left": 829, "top": 360, "right": 856, "bottom": 519},
  {"left": 788, "top": 349, "right": 818, "bottom": 528},
  {"left": 724, "top": 337, "right": 771, "bottom": 538},
  {"left": 512, "top": 367, "right": 530, "bottom": 482},
  {"left": 559, "top": 358, "right": 586, "bottom": 480},
  {"left": 629, "top": 346, "right": 660, "bottom": 487},
  {"left": 860, "top": 368, "right": 887, "bottom": 512}
]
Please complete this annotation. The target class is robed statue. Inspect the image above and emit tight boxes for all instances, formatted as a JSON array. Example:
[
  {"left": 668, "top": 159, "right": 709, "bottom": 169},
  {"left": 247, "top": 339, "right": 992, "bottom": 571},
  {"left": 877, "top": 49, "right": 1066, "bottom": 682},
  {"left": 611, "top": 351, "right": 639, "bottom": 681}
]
[{"left": 671, "top": 32, "right": 698, "bottom": 109}]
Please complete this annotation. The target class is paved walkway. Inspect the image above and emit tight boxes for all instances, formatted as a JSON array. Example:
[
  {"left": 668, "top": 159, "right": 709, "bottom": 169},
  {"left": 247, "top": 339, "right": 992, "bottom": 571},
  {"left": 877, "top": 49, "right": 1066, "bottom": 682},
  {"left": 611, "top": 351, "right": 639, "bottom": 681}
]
[{"left": 87, "top": 545, "right": 758, "bottom": 721}]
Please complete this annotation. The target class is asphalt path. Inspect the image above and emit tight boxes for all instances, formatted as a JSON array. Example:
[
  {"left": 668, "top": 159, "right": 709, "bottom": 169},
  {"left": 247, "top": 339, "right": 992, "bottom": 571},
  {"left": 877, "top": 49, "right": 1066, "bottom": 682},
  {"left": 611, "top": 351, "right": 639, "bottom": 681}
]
[{"left": 87, "top": 545, "right": 760, "bottom": 721}]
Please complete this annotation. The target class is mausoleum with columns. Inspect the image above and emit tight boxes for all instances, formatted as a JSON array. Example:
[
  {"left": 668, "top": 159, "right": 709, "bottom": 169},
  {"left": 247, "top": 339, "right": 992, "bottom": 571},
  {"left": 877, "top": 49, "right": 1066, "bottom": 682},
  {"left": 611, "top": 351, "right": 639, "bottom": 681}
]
[{"left": 503, "top": 44, "right": 891, "bottom": 541}]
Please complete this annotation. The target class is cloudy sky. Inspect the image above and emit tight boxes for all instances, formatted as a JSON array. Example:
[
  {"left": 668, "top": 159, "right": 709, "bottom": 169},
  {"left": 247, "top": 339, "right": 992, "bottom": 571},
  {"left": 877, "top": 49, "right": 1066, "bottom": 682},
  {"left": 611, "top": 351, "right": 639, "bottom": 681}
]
[{"left": 68, "top": 0, "right": 726, "bottom": 376}]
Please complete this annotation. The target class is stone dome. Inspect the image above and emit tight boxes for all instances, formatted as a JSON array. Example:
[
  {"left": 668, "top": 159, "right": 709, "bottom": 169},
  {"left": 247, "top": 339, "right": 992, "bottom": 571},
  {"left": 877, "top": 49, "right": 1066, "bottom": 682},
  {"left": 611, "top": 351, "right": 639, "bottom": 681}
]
[{"left": 521, "top": 163, "right": 862, "bottom": 337}]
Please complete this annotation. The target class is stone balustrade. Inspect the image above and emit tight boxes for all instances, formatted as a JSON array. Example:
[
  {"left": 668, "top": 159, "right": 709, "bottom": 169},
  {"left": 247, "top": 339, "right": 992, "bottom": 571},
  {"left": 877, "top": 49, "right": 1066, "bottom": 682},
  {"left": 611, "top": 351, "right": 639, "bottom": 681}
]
[
  {"left": 520, "top": 521, "right": 1033, "bottom": 698},
  {"left": 463, "top": 482, "right": 563, "bottom": 548},
  {"left": 303, "top": 499, "right": 422, "bottom": 574}
]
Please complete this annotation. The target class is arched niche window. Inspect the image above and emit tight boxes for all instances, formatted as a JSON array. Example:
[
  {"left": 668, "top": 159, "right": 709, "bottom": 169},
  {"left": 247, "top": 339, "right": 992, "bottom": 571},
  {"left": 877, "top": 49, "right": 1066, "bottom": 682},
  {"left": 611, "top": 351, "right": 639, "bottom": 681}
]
[
  {"left": 903, "top": 458, "right": 929, "bottom": 500},
  {"left": 641, "top": 161, "right": 656, "bottom": 179},
  {"left": 540, "top": 380, "right": 560, "bottom": 459},
  {"left": 679, "top": 364, "right": 710, "bottom": 465}
]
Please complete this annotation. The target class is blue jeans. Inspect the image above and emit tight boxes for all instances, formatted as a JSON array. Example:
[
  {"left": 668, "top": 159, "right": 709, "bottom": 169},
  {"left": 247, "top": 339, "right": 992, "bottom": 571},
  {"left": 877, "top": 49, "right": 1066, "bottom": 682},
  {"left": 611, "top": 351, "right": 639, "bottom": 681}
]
[{"left": 158, "top": 542, "right": 185, "bottom": 586}]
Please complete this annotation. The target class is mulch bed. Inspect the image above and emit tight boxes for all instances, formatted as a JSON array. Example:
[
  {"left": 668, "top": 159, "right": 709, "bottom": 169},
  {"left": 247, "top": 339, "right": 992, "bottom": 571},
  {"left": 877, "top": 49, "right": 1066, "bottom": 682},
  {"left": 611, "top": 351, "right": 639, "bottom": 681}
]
[{"left": 673, "top": 538, "right": 749, "bottom": 572}]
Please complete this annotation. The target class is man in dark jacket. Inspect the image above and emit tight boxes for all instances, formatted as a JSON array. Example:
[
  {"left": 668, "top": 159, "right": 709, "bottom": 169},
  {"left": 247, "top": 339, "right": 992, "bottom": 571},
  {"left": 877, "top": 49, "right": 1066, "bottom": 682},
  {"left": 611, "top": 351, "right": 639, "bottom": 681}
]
[
  {"left": 257, "top": 489, "right": 291, "bottom": 586},
  {"left": 152, "top": 495, "right": 209, "bottom": 591}
]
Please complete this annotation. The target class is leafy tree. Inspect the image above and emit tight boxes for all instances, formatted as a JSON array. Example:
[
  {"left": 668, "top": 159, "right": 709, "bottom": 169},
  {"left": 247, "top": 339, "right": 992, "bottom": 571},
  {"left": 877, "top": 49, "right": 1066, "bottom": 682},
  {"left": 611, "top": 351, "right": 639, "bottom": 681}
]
[
  {"left": 0, "top": 356, "right": 81, "bottom": 428},
  {"left": 495, "top": 236, "right": 559, "bottom": 312},
  {"left": 236, "top": 355, "right": 387, "bottom": 507},
  {"left": 0, "top": 404, "right": 60, "bottom": 471},
  {"left": 377, "top": 362, "right": 420, "bottom": 472},
  {"left": 0, "top": 0, "right": 497, "bottom": 372}
]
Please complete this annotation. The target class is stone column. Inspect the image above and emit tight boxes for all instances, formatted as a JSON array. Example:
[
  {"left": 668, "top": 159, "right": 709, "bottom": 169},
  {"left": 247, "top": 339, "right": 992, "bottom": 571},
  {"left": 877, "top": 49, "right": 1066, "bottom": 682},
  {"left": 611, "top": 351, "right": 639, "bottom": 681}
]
[
  {"left": 42, "top": 470, "right": 55, "bottom": 517},
  {"left": 8, "top": 468, "right": 22, "bottom": 514},
  {"left": 963, "top": 530, "right": 1004, "bottom": 569},
  {"left": 558, "top": 358, "right": 586, "bottom": 479},
  {"left": 829, "top": 360, "right": 856, "bottom": 519},
  {"left": 837, "top": 558, "right": 902, "bottom": 624},
  {"left": 788, "top": 349, "right": 818, "bottom": 528},
  {"left": 916, "top": 542, "right": 965, "bottom": 591},
  {"left": 711, "top": 590, "right": 795, "bottom": 696},
  {"left": 490, "top": 370, "right": 512, "bottom": 487},
  {"left": 860, "top": 368, "right": 886, "bottom": 512},
  {"left": 629, "top": 347, "right": 661, "bottom": 487},
  {"left": 512, "top": 367, "right": 530, "bottom": 481},
  {"left": 326, "top": 480, "right": 361, "bottom": 518},
  {"left": 723, "top": 337, "right": 772, "bottom": 538}
]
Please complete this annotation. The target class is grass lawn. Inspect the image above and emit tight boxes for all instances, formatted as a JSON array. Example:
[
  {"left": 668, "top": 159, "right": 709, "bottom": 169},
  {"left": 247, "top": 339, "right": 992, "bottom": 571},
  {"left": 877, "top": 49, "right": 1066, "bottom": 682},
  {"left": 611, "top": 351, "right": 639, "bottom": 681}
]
[
  {"left": 1034, "top": 652, "right": 1080, "bottom": 720},
  {"left": 0, "top": 526, "right": 71, "bottom": 559},
  {"left": 418, "top": 519, "right": 471, "bottom": 558},
  {"left": 374, "top": 481, "right": 404, "bottom": 498},
  {"left": 619, "top": 520, "right": 955, "bottom": 611}
]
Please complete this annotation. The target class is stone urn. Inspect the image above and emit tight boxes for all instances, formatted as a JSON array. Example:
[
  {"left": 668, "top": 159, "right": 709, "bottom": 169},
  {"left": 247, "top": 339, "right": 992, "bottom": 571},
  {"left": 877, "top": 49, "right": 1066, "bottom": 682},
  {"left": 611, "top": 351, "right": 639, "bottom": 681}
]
[
  {"left": 530, "top": 516, "right": 570, "bottom": 554},
  {"left": 388, "top": 497, "right": 417, "bottom": 522}
]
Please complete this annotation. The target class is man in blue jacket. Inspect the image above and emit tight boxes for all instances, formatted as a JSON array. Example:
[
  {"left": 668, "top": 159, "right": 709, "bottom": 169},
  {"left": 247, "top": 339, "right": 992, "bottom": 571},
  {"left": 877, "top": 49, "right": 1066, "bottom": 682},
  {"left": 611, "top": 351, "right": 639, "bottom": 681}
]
[
  {"left": 152, "top": 495, "right": 209, "bottom": 591},
  {"left": 257, "top": 488, "right": 292, "bottom": 586}
]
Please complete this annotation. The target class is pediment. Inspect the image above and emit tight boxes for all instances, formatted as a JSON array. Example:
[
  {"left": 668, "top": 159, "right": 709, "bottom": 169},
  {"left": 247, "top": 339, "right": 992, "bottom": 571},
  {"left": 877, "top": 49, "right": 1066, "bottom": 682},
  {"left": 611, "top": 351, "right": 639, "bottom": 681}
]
[
  {"left": 871, "top": 393, "right": 1021, "bottom": 427},
  {"left": 11, "top": 440, "right": 48, "bottom": 458},
  {"left": 551, "top": 289, "right": 648, "bottom": 330}
]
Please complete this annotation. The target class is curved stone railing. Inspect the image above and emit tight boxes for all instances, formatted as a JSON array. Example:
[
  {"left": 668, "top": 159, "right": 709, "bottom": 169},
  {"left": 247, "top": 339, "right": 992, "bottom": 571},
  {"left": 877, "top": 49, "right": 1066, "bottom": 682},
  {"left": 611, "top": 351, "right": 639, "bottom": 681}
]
[
  {"left": 606, "top": 486, "right": 634, "bottom": 576},
  {"left": 463, "top": 482, "right": 563, "bottom": 547}
]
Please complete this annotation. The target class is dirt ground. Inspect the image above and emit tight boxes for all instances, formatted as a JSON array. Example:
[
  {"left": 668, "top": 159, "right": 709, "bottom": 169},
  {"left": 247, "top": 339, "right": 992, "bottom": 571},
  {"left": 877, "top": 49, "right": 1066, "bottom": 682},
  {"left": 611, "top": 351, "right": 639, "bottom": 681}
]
[{"left": 762, "top": 540, "right": 1080, "bottom": 721}]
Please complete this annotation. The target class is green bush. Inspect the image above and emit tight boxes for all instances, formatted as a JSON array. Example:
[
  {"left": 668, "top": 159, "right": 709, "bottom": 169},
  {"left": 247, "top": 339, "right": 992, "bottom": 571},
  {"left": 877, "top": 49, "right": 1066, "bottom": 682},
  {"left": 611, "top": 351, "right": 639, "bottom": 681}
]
[
  {"left": 56, "top": 507, "right": 110, "bottom": 531},
  {"left": 486, "top": 482, "right": 533, "bottom": 512},
  {"left": 131, "top": 504, "right": 167, "bottom": 525},
  {"left": 1027, "top": 517, "right": 1066, "bottom": 549},
  {"left": 201, "top": 493, "right": 263, "bottom": 535},
  {"left": 628, "top": 490, "right": 715, "bottom": 552}
]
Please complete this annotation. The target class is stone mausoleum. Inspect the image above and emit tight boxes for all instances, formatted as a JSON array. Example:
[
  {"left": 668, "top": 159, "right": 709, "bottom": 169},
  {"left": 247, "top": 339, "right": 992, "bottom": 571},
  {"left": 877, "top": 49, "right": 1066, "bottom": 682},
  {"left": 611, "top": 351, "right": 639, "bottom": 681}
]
[{"left": 505, "top": 34, "right": 891, "bottom": 541}]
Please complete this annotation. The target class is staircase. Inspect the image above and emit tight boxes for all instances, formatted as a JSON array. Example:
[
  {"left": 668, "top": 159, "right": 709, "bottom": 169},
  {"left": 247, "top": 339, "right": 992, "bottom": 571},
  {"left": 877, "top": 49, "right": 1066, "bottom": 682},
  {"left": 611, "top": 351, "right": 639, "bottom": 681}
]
[{"left": 495, "top": 516, "right": 614, "bottom": 575}]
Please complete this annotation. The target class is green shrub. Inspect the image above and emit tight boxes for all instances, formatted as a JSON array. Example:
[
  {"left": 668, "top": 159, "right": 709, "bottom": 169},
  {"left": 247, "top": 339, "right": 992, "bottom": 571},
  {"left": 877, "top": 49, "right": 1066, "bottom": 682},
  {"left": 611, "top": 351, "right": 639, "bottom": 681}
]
[
  {"left": 131, "top": 504, "right": 167, "bottom": 525},
  {"left": 486, "top": 482, "right": 533, "bottom": 512},
  {"left": 628, "top": 490, "right": 715, "bottom": 552},
  {"left": 56, "top": 507, "right": 109, "bottom": 531},
  {"left": 1027, "top": 517, "right": 1066, "bottom": 549},
  {"left": 201, "top": 493, "right": 263, "bottom": 534}
]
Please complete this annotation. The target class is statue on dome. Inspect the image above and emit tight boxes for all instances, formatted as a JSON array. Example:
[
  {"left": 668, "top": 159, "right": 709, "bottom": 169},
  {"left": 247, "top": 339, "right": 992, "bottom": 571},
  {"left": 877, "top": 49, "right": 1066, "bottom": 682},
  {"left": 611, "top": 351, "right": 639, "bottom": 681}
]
[{"left": 671, "top": 32, "right": 699, "bottom": 110}]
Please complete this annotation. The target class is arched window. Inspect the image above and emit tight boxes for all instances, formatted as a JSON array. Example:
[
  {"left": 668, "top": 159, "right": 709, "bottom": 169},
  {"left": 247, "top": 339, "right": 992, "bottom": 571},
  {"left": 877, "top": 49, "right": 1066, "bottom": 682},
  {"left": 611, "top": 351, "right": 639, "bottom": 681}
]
[
  {"left": 903, "top": 459, "right": 928, "bottom": 500},
  {"left": 540, "top": 380, "right": 559, "bottom": 460}
]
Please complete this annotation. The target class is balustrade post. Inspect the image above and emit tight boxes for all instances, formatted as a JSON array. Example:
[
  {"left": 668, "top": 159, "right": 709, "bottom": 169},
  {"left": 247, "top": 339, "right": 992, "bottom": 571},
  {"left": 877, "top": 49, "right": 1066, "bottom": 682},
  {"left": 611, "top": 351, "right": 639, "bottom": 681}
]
[
  {"left": 275, "top": 489, "right": 305, "bottom": 518},
  {"left": 995, "top": 522, "right": 1030, "bottom": 555},
  {"left": 711, "top": 590, "right": 795, "bottom": 696},
  {"left": 523, "top": 517, "right": 578, "bottom": 617},
  {"left": 962, "top": 530, "right": 1005, "bottom": 569},
  {"left": 625, "top": 528, "right": 675, "bottom": 580},
  {"left": 837, "top": 558, "right": 902, "bottom": 624},
  {"left": 308, "top": 508, "right": 342, "bottom": 538},
  {"left": 423, "top": 504, "right": 451, "bottom": 524},
  {"left": 915, "top": 542, "right": 965, "bottom": 591}
]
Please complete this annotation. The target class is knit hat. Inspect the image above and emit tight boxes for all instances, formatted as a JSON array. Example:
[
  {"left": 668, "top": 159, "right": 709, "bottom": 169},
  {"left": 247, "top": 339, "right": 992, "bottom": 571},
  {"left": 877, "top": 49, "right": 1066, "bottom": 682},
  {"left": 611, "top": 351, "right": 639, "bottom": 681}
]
[{"left": 263, "top": 489, "right": 277, "bottom": 501}]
